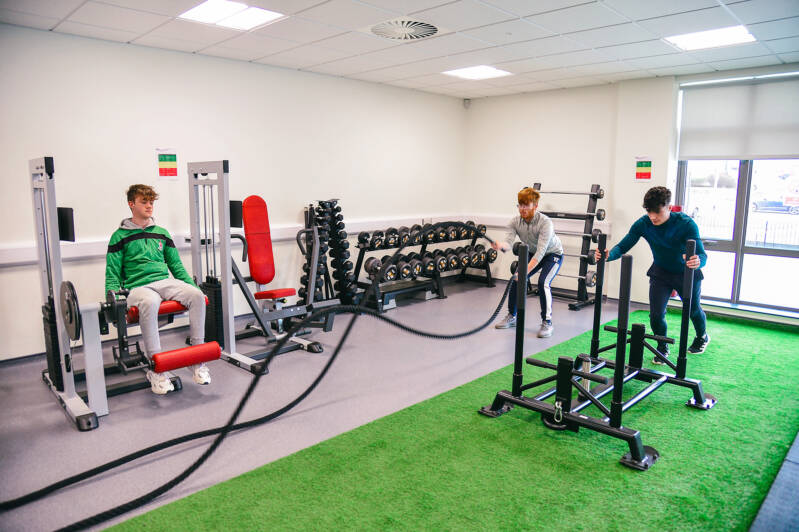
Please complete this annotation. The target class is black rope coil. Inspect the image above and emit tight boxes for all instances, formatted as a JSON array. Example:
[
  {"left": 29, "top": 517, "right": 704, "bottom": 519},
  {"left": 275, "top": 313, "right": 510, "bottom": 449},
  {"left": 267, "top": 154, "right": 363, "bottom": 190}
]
[{"left": 0, "top": 221, "right": 509, "bottom": 531}]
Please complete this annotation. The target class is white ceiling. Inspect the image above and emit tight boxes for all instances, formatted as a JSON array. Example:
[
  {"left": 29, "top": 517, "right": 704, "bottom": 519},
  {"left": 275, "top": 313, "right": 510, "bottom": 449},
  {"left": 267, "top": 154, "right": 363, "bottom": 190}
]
[{"left": 2, "top": 0, "right": 798, "bottom": 98}]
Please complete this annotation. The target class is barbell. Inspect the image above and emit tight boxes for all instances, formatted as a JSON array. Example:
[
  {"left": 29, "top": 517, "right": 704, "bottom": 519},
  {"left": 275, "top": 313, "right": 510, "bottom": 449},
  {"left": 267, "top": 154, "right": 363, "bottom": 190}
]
[
  {"left": 540, "top": 208, "right": 605, "bottom": 221},
  {"left": 532, "top": 183, "right": 604, "bottom": 199},
  {"left": 556, "top": 228, "right": 603, "bottom": 243}
]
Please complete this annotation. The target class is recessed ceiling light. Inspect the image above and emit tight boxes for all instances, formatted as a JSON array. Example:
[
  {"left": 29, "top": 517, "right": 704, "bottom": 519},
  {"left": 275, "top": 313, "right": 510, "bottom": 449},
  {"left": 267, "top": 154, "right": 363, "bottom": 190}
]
[
  {"left": 179, "top": 0, "right": 247, "bottom": 24},
  {"left": 217, "top": 7, "right": 284, "bottom": 30},
  {"left": 664, "top": 25, "right": 755, "bottom": 51},
  {"left": 442, "top": 65, "right": 512, "bottom": 80}
]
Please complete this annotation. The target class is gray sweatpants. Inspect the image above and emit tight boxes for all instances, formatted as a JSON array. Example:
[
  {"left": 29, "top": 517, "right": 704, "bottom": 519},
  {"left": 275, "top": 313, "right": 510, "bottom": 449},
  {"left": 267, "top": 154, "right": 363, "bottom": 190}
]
[{"left": 127, "top": 278, "right": 206, "bottom": 357}]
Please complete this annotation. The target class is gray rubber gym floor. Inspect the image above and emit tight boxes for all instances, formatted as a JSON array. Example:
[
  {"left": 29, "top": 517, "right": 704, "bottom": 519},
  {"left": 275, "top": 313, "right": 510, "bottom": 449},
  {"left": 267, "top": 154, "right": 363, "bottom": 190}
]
[{"left": 0, "top": 280, "right": 697, "bottom": 531}]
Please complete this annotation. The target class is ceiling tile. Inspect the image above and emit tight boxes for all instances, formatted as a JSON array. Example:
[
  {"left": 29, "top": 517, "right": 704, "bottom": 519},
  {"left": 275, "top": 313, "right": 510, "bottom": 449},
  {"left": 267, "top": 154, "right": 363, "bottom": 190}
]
[
  {"left": 530, "top": 48, "right": 614, "bottom": 69},
  {"left": 296, "top": 0, "right": 394, "bottom": 31},
  {"left": 446, "top": 46, "right": 535, "bottom": 67},
  {"left": 687, "top": 42, "right": 773, "bottom": 62},
  {"left": 254, "top": 15, "right": 345, "bottom": 43},
  {"left": 133, "top": 34, "right": 203, "bottom": 52},
  {"left": 764, "top": 36, "right": 799, "bottom": 53},
  {"left": 474, "top": 85, "right": 518, "bottom": 95},
  {"left": 500, "top": 35, "right": 587, "bottom": 58},
  {"left": 568, "top": 22, "right": 657, "bottom": 48},
  {"left": 726, "top": 0, "right": 799, "bottom": 25},
  {"left": 412, "top": 0, "right": 515, "bottom": 32},
  {"left": 624, "top": 53, "right": 701, "bottom": 69},
  {"left": 306, "top": 52, "right": 397, "bottom": 75},
  {"left": 356, "top": 33, "right": 487, "bottom": 64},
  {"left": 551, "top": 75, "right": 608, "bottom": 88},
  {"left": 200, "top": 46, "right": 266, "bottom": 61},
  {"left": 776, "top": 51, "right": 799, "bottom": 61},
  {"left": 0, "top": 0, "right": 84, "bottom": 19},
  {"left": 139, "top": 19, "right": 239, "bottom": 46},
  {"left": 257, "top": 43, "right": 353, "bottom": 68},
  {"left": 709, "top": 55, "right": 783, "bottom": 70},
  {"left": 603, "top": 70, "right": 651, "bottom": 82},
  {"left": 54, "top": 20, "right": 140, "bottom": 42},
  {"left": 96, "top": 0, "right": 200, "bottom": 17},
  {"left": 312, "top": 31, "right": 398, "bottom": 54},
  {"left": 525, "top": 3, "right": 628, "bottom": 34},
  {"left": 480, "top": 71, "right": 544, "bottom": 86},
  {"left": 601, "top": 0, "right": 718, "bottom": 21},
  {"left": 508, "top": 80, "right": 558, "bottom": 92},
  {"left": 522, "top": 67, "right": 587, "bottom": 81},
  {"left": 461, "top": 19, "right": 554, "bottom": 45},
  {"left": 366, "top": 56, "right": 466, "bottom": 79},
  {"left": 349, "top": 69, "right": 408, "bottom": 82},
  {"left": 200, "top": 32, "right": 297, "bottom": 59},
  {"left": 357, "top": 1, "right": 454, "bottom": 15},
  {"left": 649, "top": 64, "right": 714, "bottom": 75},
  {"left": 65, "top": 2, "right": 169, "bottom": 34},
  {"left": 0, "top": 8, "right": 59, "bottom": 29},
  {"left": 479, "top": 1, "right": 593, "bottom": 18},
  {"left": 396, "top": 72, "right": 458, "bottom": 86},
  {"left": 246, "top": 0, "right": 329, "bottom": 15},
  {"left": 570, "top": 60, "right": 638, "bottom": 75},
  {"left": 494, "top": 56, "right": 552, "bottom": 73},
  {"left": 598, "top": 39, "right": 679, "bottom": 59},
  {"left": 746, "top": 17, "right": 799, "bottom": 41},
  {"left": 636, "top": 7, "right": 739, "bottom": 37}
]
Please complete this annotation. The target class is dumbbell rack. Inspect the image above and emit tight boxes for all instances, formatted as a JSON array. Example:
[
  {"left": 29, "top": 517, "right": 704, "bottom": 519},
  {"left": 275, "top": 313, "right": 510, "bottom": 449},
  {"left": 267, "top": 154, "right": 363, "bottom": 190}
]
[
  {"left": 532, "top": 182, "right": 603, "bottom": 311},
  {"left": 298, "top": 202, "right": 337, "bottom": 304},
  {"left": 353, "top": 224, "right": 494, "bottom": 312}
]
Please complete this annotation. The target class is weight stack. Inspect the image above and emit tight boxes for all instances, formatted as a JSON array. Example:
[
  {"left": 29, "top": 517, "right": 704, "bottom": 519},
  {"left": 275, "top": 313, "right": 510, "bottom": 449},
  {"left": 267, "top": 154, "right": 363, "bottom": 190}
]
[
  {"left": 201, "top": 276, "right": 225, "bottom": 350},
  {"left": 42, "top": 297, "right": 64, "bottom": 391}
]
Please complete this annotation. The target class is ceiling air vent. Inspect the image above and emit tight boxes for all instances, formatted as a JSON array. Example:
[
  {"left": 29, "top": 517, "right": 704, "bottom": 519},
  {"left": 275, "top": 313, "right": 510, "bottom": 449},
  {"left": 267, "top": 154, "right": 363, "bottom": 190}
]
[{"left": 371, "top": 18, "right": 438, "bottom": 41}]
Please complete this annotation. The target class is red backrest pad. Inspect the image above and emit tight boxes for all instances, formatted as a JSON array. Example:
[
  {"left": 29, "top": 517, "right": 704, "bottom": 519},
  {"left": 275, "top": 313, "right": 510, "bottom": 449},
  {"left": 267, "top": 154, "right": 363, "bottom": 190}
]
[
  {"left": 152, "top": 341, "right": 221, "bottom": 373},
  {"left": 242, "top": 195, "right": 275, "bottom": 285}
]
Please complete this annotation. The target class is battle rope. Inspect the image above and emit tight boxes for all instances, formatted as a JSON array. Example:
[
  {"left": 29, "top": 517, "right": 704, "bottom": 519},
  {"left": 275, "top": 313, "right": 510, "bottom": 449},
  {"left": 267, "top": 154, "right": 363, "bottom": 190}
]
[{"left": 0, "top": 221, "right": 511, "bottom": 530}]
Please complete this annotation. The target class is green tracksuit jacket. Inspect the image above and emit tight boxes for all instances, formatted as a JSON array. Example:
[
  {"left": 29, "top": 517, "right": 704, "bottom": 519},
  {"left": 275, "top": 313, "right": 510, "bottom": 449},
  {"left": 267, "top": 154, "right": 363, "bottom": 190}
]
[{"left": 105, "top": 218, "right": 196, "bottom": 292}]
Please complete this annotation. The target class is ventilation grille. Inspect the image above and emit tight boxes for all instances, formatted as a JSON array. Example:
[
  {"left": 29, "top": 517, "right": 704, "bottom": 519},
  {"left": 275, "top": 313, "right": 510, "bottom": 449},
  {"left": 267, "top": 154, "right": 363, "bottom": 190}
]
[{"left": 371, "top": 18, "right": 438, "bottom": 41}]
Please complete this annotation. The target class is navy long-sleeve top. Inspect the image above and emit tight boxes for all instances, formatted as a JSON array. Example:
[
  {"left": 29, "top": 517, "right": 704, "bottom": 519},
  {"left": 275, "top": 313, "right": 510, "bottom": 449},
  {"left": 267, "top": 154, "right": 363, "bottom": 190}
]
[{"left": 607, "top": 212, "right": 707, "bottom": 274}]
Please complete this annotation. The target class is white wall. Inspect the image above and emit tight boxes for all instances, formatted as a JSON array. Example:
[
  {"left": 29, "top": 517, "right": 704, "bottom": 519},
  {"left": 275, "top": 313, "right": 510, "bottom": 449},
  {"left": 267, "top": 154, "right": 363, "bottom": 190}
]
[
  {"left": 0, "top": 24, "right": 467, "bottom": 359},
  {"left": 464, "top": 77, "right": 679, "bottom": 302},
  {"left": 0, "top": 24, "right": 683, "bottom": 360}
]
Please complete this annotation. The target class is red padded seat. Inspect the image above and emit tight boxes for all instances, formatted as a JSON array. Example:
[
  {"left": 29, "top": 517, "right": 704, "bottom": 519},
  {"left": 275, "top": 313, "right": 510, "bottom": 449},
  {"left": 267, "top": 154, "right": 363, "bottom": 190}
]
[
  {"left": 254, "top": 288, "right": 296, "bottom": 300},
  {"left": 127, "top": 297, "right": 208, "bottom": 324},
  {"left": 243, "top": 195, "right": 295, "bottom": 301}
]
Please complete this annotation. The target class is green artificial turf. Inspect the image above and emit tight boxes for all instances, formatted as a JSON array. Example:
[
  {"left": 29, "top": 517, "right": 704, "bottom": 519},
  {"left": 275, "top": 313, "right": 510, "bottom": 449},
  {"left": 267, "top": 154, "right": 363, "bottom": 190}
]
[{"left": 113, "top": 311, "right": 799, "bottom": 531}]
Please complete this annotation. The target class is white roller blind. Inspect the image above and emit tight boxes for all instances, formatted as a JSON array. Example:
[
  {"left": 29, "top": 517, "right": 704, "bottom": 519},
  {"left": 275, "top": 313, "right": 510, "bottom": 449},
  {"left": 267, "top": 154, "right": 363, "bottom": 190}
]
[{"left": 679, "top": 78, "right": 799, "bottom": 159}]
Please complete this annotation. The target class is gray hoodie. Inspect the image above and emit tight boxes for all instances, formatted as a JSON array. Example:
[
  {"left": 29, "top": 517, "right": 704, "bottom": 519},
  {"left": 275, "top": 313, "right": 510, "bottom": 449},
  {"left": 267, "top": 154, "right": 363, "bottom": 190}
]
[{"left": 504, "top": 211, "right": 563, "bottom": 262}]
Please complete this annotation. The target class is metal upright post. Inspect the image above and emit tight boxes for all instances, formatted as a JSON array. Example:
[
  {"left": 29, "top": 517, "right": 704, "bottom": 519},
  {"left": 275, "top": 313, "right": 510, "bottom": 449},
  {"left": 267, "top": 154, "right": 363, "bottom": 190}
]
[
  {"left": 676, "top": 240, "right": 696, "bottom": 379},
  {"left": 31, "top": 156, "right": 98, "bottom": 430},
  {"left": 187, "top": 161, "right": 237, "bottom": 356},
  {"left": 609, "top": 254, "right": 632, "bottom": 428},
  {"left": 589, "top": 233, "right": 607, "bottom": 358},
  {"left": 511, "top": 243, "right": 528, "bottom": 397}
]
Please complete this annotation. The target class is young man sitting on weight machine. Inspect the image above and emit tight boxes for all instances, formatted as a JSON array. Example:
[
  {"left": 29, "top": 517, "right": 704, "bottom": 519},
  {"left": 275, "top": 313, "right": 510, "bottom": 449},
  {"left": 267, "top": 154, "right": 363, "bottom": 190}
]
[
  {"left": 493, "top": 186, "right": 564, "bottom": 338},
  {"left": 595, "top": 186, "right": 710, "bottom": 363},
  {"left": 105, "top": 184, "right": 211, "bottom": 394}
]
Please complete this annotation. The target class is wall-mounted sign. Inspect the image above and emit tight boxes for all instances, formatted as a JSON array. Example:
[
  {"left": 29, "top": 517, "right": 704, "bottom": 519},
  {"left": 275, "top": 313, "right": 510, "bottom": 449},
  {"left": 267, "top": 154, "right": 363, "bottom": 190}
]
[
  {"left": 635, "top": 157, "right": 652, "bottom": 180},
  {"left": 157, "top": 149, "right": 177, "bottom": 180}
]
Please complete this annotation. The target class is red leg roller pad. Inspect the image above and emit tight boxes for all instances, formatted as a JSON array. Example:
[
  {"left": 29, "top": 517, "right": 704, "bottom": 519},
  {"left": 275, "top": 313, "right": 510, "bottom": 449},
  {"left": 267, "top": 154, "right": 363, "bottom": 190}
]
[{"left": 152, "top": 341, "right": 221, "bottom": 373}]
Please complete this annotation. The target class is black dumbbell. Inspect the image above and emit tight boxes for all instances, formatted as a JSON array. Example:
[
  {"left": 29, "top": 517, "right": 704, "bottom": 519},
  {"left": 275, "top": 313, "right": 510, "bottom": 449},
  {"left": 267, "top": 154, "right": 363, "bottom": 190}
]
[
  {"left": 364, "top": 257, "right": 382, "bottom": 277},
  {"left": 446, "top": 225, "right": 458, "bottom": 241},
  {"left": 379, "top": 255, "right": 399, "bottom": 282},
  {"left": 385, "top": 228, "right": 399, "bottom": 248},
  {"left": 370, "top": 230, "right": 384, "bottom": 250},
  {"left": 302, "top": 262, "right": 327, "bottom": 275},
  {"left": 358, "top": 231, "right": 370, "bottom": 245},
  {"left": 396, "top": 257, "right": 413, "bottom": 280}
]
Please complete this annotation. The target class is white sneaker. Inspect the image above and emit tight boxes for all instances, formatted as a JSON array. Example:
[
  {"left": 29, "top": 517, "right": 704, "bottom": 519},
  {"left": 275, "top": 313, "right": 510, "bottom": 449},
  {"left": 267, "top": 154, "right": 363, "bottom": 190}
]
[
  {"left": 537, "top": 320, "right": 554, "bottom": 338},
  {"left": 192, "top": 363, "right": 211, "bottom": 385},
  {"left": 146, "top": 370, "right": 174, "bottom": 395},
  {"left": 495, "top": 313, "right": 517, "bottom": 329}
]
